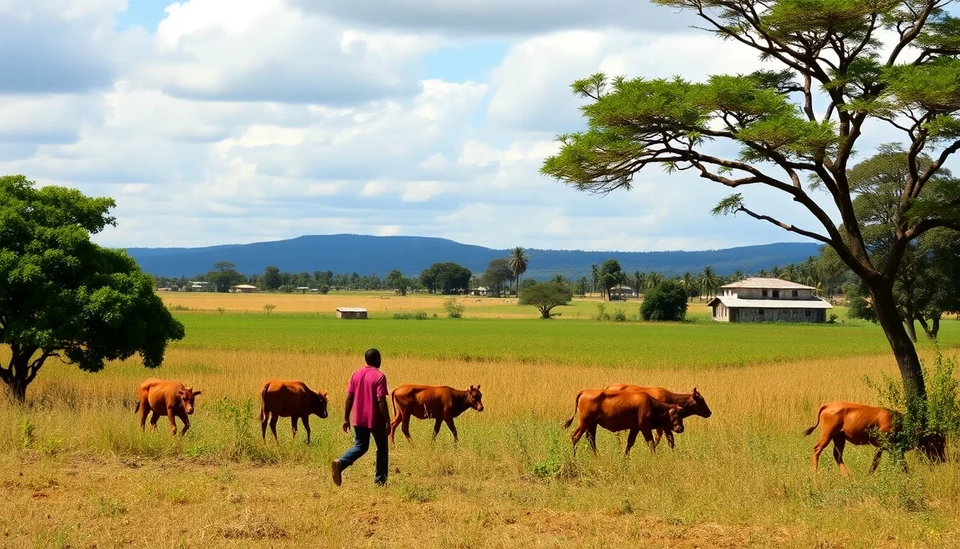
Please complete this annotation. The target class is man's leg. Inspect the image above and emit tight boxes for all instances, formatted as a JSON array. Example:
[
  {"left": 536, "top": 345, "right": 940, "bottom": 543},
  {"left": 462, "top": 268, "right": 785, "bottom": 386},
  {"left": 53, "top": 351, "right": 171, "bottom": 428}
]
[
  {"left": 332, "top": 426, "right": 370, "bottom": 486},
  {"left": 372, "top": 425, "right": 389, "bottom": 486}
]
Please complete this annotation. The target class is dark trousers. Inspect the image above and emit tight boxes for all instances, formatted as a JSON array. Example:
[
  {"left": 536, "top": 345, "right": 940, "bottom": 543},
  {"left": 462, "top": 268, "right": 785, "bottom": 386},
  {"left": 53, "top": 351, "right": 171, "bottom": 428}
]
[{"left": 338, "top": 425, "right": 388, "bottom": 485}]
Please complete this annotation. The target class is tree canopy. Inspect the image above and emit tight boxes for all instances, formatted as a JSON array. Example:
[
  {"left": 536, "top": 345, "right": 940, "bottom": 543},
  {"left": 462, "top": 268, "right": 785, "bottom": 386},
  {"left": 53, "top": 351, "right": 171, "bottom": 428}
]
[
  {"left": 640, "top": 281, "right": 689, "bottom": 322},
  {"left": 0, "top": 175, "right": 186, "bottom": 401},
  {"left": 482, "top": 258, "right": 514, "bottom": 296},
  {"left": 541, "top": 0, "right": 960, "bottom": 414},
  {"left": 518, "top": 281, "right": 574, "bottom": 319},
  {"left": 420, "top": 262, "right": 471, "bottom": 295},
  {"left": 598, "top": 259, "right": 624, "bottom": 300}
]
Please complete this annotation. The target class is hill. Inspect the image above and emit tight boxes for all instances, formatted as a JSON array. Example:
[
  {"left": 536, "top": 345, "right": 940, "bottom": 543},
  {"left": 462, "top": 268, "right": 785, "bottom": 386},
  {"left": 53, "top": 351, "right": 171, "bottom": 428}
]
[{"left": 123, "top": 234, "right": 822, "bottom": 279}]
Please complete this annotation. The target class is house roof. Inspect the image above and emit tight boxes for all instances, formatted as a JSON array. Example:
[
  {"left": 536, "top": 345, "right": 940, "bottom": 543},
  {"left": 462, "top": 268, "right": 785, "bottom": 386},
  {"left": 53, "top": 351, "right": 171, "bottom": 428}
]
[
  {"left": 336, "top": 307, "right": 368, "bottom": 312},
  {"left": 721, "top": 277, "right": 816, "bottom": 290},
  {"left": 707, "top": 296, "right": 832, "bottom": 309},
  {"left": 232, "top": 284, "right": 257, "bottom": 289}
]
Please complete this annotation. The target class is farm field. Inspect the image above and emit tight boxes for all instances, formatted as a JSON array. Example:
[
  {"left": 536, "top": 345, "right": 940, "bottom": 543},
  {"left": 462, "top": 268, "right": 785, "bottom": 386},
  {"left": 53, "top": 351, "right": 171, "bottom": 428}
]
[{"left": 2, "top": 296, "right": 960, "bottom": 548}]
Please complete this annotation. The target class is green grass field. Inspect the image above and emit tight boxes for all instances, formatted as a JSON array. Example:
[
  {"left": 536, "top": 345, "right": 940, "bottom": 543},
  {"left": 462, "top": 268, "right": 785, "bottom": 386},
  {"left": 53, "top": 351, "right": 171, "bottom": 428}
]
[{"left": 2, "top": 297, "right": 960, "bottom": 548}]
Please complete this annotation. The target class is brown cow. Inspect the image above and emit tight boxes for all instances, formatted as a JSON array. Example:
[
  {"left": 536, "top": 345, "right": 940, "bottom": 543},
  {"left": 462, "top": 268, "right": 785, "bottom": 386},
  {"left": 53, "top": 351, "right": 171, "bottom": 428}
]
[
  {"left": 135, "top": 378, "right": 202, "bottom": 436},
  {"left": 604, "top": 384, "right": 712, "bottom": 449},
  {"left": 259, "top": 380, "right": 329, "bottom": 444},
  {"left": 563, "top": 388, "right": 684, "bottom": 456},
  {"left": 389, "top": 384, "right": 484, "bottom": 445}
]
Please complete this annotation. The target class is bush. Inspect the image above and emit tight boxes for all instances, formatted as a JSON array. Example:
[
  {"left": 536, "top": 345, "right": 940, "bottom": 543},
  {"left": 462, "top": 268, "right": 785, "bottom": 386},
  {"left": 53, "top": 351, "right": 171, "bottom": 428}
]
[
  {"left": 443, "top": 298, "right": 464, "bottom": 319},
  {"left": 594, "top": 303, "right": 611, "bottom": 321},
  {"left": 393, "top": 311, "right": 429, "bottom": 320},
  {"left": 640, "top": 281, "right": 688, "bottom": 321}
]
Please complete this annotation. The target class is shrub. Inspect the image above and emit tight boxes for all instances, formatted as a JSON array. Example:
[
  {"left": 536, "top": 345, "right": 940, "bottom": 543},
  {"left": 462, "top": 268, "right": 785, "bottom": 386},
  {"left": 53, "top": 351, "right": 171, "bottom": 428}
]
[
  {"left": 393, "top": 311, "right": 429, "bottom": 320},
  {"left": 593, "top": 303, "right": 611, "bottom": 321},
  {"left": 443, "top": 298, "right": 464, "bottom": 319},
  {"left": 640, "top": 281, "right": 688, "bottom": 321},
  {"left": 263, "top": 304, "right": 276, "bottom": 314}
]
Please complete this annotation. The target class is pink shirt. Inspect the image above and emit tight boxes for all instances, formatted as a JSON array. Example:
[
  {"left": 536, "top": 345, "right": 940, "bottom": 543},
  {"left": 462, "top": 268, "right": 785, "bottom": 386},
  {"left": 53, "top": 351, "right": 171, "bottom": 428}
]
[{"left": 346, "top": 365, "right": 388, "bottom": 428}]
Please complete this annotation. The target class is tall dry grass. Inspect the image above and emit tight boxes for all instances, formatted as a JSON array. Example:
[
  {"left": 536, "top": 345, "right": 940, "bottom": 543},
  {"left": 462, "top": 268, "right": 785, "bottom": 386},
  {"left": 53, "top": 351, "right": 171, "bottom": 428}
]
[{"left": 2, "top": 346, "right": 960, "bottom": 547}]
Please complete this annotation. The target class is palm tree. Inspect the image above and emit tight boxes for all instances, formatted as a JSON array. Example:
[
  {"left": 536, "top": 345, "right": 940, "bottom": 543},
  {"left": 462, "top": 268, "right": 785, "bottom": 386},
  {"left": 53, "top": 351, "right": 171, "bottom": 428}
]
[
  {"left": 647, "top": 271, "right": 663, "bottom": 289},
  {"left": 633, "top": 271, "right": 645, "bottom": 296},
  {"left": 731, "top": 270, "right": 744, "bottom": 282},
  {"left": 590, "top": 264, "right": 599, "bottom": 295},
  {"left": 552, "top": 274, "right": 568, "bottom": 285},
  {"left": 700, "top": 266, "right": 720, "bottom": 302},
  {"left": 508, "top": 246, "right": 529, "bottom": 296},
  {"left": 681, "top": 271, "right": 694, "bottom": 301}
]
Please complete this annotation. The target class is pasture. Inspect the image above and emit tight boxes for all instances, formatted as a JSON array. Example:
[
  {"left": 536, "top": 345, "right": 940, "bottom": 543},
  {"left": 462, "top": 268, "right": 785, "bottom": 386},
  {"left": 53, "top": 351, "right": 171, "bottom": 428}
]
[{"left": 2, "top": 292, "right": 960, "bottom": 548}]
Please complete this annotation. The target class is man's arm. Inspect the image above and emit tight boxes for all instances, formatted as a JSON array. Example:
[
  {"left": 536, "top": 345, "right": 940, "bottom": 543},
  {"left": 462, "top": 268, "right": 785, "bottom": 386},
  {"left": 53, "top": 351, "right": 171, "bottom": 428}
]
[
  {"left": 377, "top": 396, "right": 390, "bottom": 431},
  {"left": 342, "top": 393, "right": 354, "bottom": 433}
]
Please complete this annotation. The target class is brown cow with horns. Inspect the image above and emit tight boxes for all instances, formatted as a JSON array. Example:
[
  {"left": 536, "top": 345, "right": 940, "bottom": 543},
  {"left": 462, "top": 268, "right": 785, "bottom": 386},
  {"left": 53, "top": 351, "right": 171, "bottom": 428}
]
[
  {"left": 604, "top": 384, "right": 712, "bottom": 449},
  {"left": 389, "top": 384, "right": 484, "bottom": 444},
  {"left": 563, "top": 388, "right": 685, "bottom": 456},
  {"left": 135, "top": 378, "right": 202, "bottom": 436}
]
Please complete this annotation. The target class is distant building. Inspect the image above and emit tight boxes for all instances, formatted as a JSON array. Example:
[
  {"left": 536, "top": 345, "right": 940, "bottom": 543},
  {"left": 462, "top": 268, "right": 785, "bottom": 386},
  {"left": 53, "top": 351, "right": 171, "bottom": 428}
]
[
  {"left": 188, "top": 281, "right": 213, "bottom": 292},
  {"left": 336, "top": 307, "right": 368, "bottom": 319},
  {"left": 609, "top": 284, "right": 637, "bottom": 300},
  {"left": 470, "top": 286, "right": 489, "bottom": 296},
  {"left": 230, "top": 284, "right": 258, "bottom": 293},
  {"left": 707, "top": 277, "right": 832, "bottom": 323}
]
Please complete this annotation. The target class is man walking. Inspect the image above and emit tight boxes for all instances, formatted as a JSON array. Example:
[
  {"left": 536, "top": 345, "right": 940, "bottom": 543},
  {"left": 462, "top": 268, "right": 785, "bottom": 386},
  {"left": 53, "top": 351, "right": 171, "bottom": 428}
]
[{"left": 332, "top": 348, "right": 390, "bottom": 486}]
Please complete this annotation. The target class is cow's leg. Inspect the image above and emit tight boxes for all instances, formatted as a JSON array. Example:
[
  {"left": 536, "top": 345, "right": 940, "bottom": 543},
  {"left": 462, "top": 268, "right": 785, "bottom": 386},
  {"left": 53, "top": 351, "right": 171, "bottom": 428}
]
[
  {"left": 832, "top": 435, "right": 849, "bottom": 477},
  {"left": 269, "top": 414, "right": 279, "bottom": 443},
  {"left": 167, "top": 410, "right": 179, "bottom": 436},
  {"left": 665, "top": 430, "right": 675, "bottom": 450},
  {"left": 641, "top": 429, "right": 656, "bottom": 453},
  {"left": 444, "top": 418, "right": 458, "bottom": 443},
  {"left": 869, "top": 448, "right": 884, "bottom": 474},
  {"left": 177, "top": 410, "right": 190, "bottom": 436},
  {"left": 811, "top": 431, "right": 831, "bottom": 472},
  {"left": 389, "top": 410, "right": 403, "bottom": 446},
  {"left": 624, "top": 429, "right": 639, "bottom": 456},
  {"left": 432, "top": 418, "right": 442, "bottom": 440},
  {"left": 260, "top": 411, "right": 268, "bottom": 441},
  {"left": 570, "top": 422, "right": 585, "bottom": 456},
  {"left": 401, "top": 414, "right": 413, "bottom": 443},
  {"left": 301, "top": 416, "right": 311, "bottom": 445},
  {"left": 139, "top": 403, "right": 150, "bottom": 431},
  {"left": 149, "top": 411, "right": 161, "bottom": 430},
  {"left": 587, "top": 424, "right": 598, "bottom": 456},
  {"left": 652, "top": 428, "right": 662, "bottom": 449},
  {"left": 291, "top": 416, "right": 299, "bottom": 441}
]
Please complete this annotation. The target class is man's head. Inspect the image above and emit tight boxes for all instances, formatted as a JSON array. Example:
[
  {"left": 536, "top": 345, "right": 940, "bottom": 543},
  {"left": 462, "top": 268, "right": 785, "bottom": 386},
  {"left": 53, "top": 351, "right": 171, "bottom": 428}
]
[{"left": 365, "top": 348, "right": 382, "bottom": 368}]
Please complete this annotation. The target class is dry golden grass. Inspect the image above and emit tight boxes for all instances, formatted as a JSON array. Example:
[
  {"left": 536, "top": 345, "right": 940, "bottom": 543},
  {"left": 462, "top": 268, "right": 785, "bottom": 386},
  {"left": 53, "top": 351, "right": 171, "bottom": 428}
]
[{"left": 2, "top": 344, "right": 960, "bottom": 548}]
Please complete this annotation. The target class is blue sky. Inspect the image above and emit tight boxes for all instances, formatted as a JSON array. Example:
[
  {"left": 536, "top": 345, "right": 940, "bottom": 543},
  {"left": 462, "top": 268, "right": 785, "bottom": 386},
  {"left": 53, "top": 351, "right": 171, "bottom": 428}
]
[{"left": 1, "top": 0, "right": 950, "bottom": 252}]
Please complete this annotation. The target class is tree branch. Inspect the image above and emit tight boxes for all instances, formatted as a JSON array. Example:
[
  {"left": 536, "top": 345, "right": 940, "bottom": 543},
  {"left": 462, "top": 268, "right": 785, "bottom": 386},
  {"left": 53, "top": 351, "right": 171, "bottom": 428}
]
[{"left": 731, "top": 205, "right": 833, "bottom": 244}]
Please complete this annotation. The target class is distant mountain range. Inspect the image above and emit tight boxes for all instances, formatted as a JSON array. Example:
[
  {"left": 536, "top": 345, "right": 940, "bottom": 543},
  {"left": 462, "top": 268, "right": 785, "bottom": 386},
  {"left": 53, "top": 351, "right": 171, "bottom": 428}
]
[{"left": 123, "top": 234, "right": 822, "bottom": 279}]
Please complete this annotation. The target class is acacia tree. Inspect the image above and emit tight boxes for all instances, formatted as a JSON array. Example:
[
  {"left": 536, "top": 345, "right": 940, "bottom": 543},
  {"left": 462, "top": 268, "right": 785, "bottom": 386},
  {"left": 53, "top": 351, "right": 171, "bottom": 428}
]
[
  {"left": 519, "top": 281, "right": 574, "bottom": 319},
  {"left": 0, "top": 176, "right": 186, "bottom": 402},
  {"left": 508, "top": 246, "right": 529, "bottom": 296},
  {"left": 542, "top": 0, "right": 960, "bottom": 409}
]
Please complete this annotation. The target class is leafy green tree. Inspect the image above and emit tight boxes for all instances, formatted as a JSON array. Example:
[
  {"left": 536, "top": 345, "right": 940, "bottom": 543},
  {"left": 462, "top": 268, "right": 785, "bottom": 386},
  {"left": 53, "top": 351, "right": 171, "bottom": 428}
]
[
  {"left": 420, "top": 262, "right": 471, "bottom": 295},
  {"left": 541, "top": 0, "right": 960, "bottom": 410},
  {"left": 508, "top": 246, "right": 529, "bottom": 296},
  {"left": 598, "top": 259, "right": 623, "bottom": 301},
  {"left": 700, "top": 266, "right": 720, "bottom": 301},
  {"left": 482, "top": 259, "right": 514, "bottom": 296},
  {"left": 575, "top": 276, "right": 589, "bottom": 297},
  {"left": 519, "top": 281, "right": 574, "bottom": 319},
  {"left": 590, "top": 264, "right": 599, "bottom": 294},
  {"left": 681, "top": 271, "right": 696, "bottom": 301},
  {"left": 207, "top": 261, "right": 244, "bottom": 292},
  {"left": 262, "top": 266, "right": 282, "bottom": 291},
  {"left": 0, "top": 176, "right": 186, "bottom": 402},
  {"left": 640, "top": 281, "right": 689, "bottom": 322},
  {"left": 385, "top": 269, "right": 411, "bottom": 296}
]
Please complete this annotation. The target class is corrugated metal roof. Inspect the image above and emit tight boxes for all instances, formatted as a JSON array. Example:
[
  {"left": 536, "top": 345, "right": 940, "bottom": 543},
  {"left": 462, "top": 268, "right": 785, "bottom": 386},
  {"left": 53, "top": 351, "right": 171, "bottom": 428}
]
[
  {"left": 721, "top": 277, "right": 816, "bottom": 290},
  {"left": 707, "top": 296, "right": 832, "bottom": 309}
]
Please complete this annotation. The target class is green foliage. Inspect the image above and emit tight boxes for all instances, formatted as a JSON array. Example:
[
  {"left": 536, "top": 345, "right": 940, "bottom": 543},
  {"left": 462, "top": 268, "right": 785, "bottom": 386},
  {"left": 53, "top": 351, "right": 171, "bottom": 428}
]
[
  {"left": 593, "top": 303, "right": 610, "bottom": 321},
  {"left": 598, "top": 259, "right": 623, "bottom": 299},
  {"left": 641, "top": 281, "right": 689, "bottom": 321},
  {"left": 420, "top": 262, "right": 472, "bottom": 295},
  {"left": 212, "top": 396, "right": 274, "bottom": 463},
  {"left": 443, "top": 298, "right": 464, "bottom": 319},
  {"left": 0, "top": 176, "right": 185, "bottom": 401},
  {"left": 263, "top": 304, "right": 276, "bottom": 315},
  {"left": 262, "top": 266, "right": 282, "bottom": 291},
  {"left": 393, "top": 311, "right": 429, "bottom": 320},
  {"left": 518, "top": 281, "right": 574, "bottom": 319},
  {"left": 481, "top": 258, "right": 514, "bottom": 296},
  {"left": 385, "top": 269, "right": 412, "bottom": 296}
]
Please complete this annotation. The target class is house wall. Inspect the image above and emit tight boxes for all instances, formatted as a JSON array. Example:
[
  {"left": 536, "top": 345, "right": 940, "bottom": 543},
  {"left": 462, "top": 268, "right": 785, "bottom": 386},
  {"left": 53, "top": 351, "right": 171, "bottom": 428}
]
[
  {"left": 726, "top": 288, "right": 815, "bottom": 299},
  {"left": 732, "top": 307, "right": 825, "bottom": 323},
  {"left": 711, "top": 302, "right": 731, "bottom": 322}
]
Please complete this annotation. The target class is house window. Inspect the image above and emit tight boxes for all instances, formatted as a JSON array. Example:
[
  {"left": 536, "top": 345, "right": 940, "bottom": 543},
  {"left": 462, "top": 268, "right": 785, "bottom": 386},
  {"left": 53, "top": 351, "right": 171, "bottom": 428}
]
[
  {"left": 792, "top": 290, "right": 798, "bottom": 297},
  {"left": 762, "top": 289, "right": 768, "bottom": 297},
  {"left": 773, "top": 290, "right": 780, "bottom": 298}
]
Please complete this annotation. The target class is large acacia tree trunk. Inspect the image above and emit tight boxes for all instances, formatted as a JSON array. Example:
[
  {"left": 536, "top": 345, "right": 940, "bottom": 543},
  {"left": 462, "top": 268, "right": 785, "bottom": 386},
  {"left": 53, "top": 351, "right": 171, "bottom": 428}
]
[{"left": 869, "top": 281, "right": 927, "bottom": 403}]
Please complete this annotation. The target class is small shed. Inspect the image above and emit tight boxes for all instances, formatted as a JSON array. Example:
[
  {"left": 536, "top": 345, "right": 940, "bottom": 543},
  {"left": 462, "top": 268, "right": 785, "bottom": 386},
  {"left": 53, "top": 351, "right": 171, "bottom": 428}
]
[
  {"left": 230, "top": 284, "right": 257, "bottom": 293},
  {"left": 336, "top": 307, "right": 368, "bottom": 319}
]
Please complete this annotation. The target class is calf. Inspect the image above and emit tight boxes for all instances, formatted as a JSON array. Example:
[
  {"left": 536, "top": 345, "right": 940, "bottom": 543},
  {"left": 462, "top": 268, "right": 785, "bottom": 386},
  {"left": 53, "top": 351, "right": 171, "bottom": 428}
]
[
  {"left": 259, "top": 380, "right": 329, "bottom": 444},
  {"left": 563, "top": 388, "right": 684, "bottom": 456},
  {"left": 389, "top": 384, "right": 484, "bottom": 445},
  {"left": 604, "top": 384, "right": 712, "bottom": 449},
  {"left": 135, "top": 378, "right": 201, "bottom": 436}
]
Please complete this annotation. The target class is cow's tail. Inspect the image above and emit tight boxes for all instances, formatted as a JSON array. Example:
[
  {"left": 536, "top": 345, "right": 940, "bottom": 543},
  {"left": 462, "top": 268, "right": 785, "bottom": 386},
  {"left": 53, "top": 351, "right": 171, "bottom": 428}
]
[
  {"left": 563, "top": 391, "right": 584, "bottom": 430},
  {"left": 259, "top": 384, "right": 268, "bottom": 422},
  {"left": 803, "top": 404, "right": 827, "bottom": 436},
  {"left": 134, "top": 397, "right": 140, "bottom": 414},
  {"left": 390, "top": 389, "right": 398, "bottom": 417}
]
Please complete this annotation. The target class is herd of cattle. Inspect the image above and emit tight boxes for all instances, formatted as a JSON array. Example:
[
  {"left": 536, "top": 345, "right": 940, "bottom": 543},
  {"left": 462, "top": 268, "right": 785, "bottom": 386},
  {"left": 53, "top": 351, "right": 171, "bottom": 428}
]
[{"left": 135, "top": 377, "right": 936, "bottom": 476}]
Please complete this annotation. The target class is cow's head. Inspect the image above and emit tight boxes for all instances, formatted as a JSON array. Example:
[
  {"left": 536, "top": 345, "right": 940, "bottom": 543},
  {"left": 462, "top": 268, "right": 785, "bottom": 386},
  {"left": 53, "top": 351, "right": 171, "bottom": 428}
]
[
  {"left": 312, "top": 391, "right": 329, "bottom": 419},
  {"left": 919, "top": 431, "right": 947, "bottom": 463},
  {"left": 179, "top": 387, "right": 201, "bottom": 415},
  {"left": 691, "top": 388, "right": 712, "bottom": 418},
  {"left": 668, "top": 405, "right": 685, "bottom": 434},
  {"left": 467, "top": 385, "right": 484, "bottom": 412}
]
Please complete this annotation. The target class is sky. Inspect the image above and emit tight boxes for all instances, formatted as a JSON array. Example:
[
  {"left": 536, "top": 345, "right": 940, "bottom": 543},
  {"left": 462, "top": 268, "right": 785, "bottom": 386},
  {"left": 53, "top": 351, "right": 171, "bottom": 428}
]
[{"left": 0, "top": 0, "right": 947, "bottom": 252}]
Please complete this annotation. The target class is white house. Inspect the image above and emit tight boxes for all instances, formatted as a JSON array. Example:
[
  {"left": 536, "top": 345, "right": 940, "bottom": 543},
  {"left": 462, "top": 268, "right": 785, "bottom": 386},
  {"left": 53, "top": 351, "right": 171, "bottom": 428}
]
[{"left": 707, "top": 277, "right": 832, "bottom": 323}]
